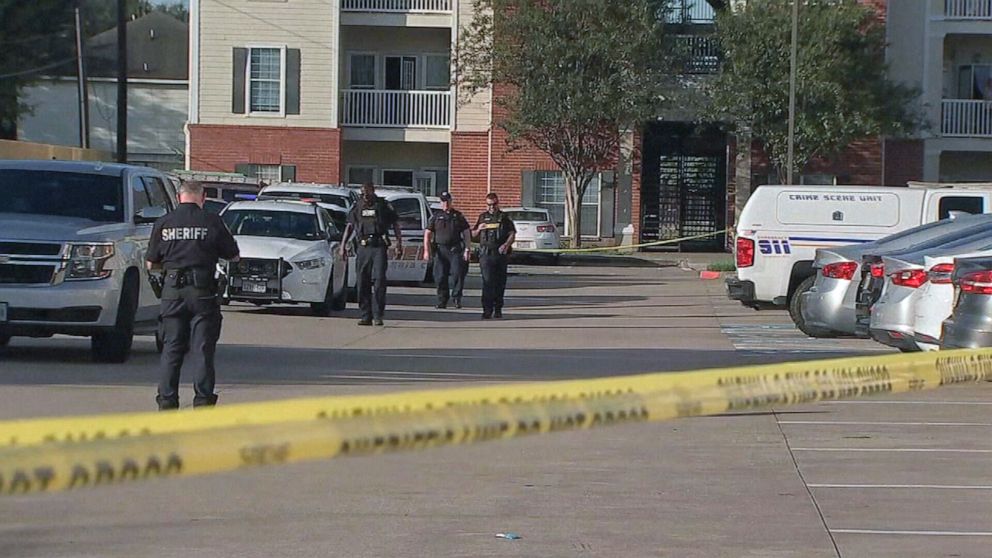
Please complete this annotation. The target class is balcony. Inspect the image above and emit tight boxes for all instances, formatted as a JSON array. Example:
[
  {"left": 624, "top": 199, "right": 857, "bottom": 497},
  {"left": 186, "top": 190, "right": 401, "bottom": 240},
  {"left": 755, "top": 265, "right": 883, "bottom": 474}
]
[
  {"left": 674, "top": 35, "right": 720, "bottom": 74},
  {"left": 942, "top": 99, "right": 992, "bottom": 137},
  {"left": 341, "top": 90, "right": 451, "bottom": 128},
  {"left": 665, "top": 0, "right": 716, "bottom": 24},
  {"left": 342, "top": 0, "right": 451, "bottom": 13},
  {"left": 944, "top": 0, "right": 992, "bottom": 19}
]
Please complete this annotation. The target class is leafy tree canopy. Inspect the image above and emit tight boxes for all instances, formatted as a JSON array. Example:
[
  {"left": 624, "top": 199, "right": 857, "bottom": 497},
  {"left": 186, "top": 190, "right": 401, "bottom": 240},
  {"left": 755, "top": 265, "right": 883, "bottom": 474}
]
[{"left": 705, "top": 0, "right": 921, "bottom": 181}]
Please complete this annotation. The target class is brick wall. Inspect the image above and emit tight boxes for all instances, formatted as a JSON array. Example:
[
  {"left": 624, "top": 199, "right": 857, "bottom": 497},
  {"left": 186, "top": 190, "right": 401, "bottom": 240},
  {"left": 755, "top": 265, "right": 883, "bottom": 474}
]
[
  {"left": 188, "top": 124, "right": 341, "bottom": 183},
  {"left": 883, "top": 139, "right": 924, "bottom": 186},
  {"left": 450, "top": 131, "right": 490, "bottom": 216},
  {"left": 748, "top": 138, "right": 888, "bottom": 186}
]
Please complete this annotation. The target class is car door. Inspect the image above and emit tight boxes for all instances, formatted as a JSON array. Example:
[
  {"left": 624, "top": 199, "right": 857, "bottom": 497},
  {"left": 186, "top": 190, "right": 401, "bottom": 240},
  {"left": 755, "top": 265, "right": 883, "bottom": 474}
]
[
  {"left": 134, "top": 174, "right": 174, "bottom": 322},
  {"left": 319, "top": 208, "right": 346, "bottom": 296}
]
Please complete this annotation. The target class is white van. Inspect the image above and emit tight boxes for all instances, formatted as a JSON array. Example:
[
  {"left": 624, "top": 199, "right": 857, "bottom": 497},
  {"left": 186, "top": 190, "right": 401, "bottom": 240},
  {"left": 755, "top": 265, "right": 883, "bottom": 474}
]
[
  {"left": 344, "top": 187, "right": 432, "bottom": 290},
  {"left": 727, "top": 183, "right": 992, "bottom": 316}
]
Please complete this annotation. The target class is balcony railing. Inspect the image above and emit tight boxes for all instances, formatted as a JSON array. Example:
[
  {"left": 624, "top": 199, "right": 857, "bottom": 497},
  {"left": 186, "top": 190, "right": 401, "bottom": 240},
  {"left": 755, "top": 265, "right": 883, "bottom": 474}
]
[
  {"left": 942, "top": 99, "right": 992, "bottom": 137},
  {"left": 341, "top": 90, "right": 451, "bottom": 128},
  {"left": 944, "top": 0, "right": 992, "bottom": 18},
  {"left": 665, "top": 0, "right": 716, "bottom": 24},
  {"left": 341, "top": 0, "right": 452, "bottom": 13},
  {"left": 674, "top": 35, "right": 720, "bottom": 74}
]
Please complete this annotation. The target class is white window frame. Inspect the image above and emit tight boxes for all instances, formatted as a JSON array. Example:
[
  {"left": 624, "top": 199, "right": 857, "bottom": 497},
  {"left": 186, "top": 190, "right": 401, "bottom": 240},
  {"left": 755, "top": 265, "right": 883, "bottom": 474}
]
[
  {"left": 255, "top": 164, "right": 283, "bottom": 183},
  {"left": 347, "top": 52, "right": 378, "bottom": 90},
  {"left": 536, "top": 171, "right": 601, "bottom": 238},
  {"left": 383, "top": 54, "right": 419, "bottom": 90},
  {"left": 958, "top": 63, "right": 992, "bottom": 100},
  {"left": 245, "top": 45, "right": 287, "bottom": 117},
  {"left": 346, "top": 165, "right": 377, "bottom": 186},
  {"left": 382, "top": 168, "right": 415, "bottom": 188},
  {"left": 424, "top": 53, "right": 451, "bottom": 91}
]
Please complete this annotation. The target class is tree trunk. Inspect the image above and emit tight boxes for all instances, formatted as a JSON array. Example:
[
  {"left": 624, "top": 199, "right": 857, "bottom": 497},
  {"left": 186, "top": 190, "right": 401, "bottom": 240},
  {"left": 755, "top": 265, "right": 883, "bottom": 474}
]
[{"left": 564, "top": 173, "right": 582, "bottom": 248}]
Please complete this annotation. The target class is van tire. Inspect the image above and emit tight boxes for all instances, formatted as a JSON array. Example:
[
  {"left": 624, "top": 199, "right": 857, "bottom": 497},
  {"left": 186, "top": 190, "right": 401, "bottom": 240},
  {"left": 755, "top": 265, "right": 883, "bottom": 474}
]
[{"left": 789, "top": 276, "right": 838, "bottom": 338}]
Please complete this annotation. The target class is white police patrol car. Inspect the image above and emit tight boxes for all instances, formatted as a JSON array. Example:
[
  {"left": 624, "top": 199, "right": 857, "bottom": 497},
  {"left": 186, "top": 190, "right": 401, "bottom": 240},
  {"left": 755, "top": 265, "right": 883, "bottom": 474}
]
[{"left": 220, "top": 200, "right": 348, "bottom": 316}]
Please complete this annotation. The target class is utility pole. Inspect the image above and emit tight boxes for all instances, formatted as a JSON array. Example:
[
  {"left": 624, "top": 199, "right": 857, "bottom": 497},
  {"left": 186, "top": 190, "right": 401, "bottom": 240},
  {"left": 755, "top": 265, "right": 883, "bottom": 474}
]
[
  {"left": 116, "top": 0, "right": 127, "bottom": 162},
  {"left": 786, "top": 0, "right": 799, "bottom": 184},
  {"left": 74, "top": 1, "right": 90, "bottom": 149}
]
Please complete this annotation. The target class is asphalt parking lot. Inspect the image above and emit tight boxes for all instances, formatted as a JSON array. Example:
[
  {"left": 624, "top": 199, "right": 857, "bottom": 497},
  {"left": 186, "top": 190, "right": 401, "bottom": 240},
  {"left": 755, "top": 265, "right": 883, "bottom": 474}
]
[{"left": 1, "top": 263, "right": 989, "bottom": 557}]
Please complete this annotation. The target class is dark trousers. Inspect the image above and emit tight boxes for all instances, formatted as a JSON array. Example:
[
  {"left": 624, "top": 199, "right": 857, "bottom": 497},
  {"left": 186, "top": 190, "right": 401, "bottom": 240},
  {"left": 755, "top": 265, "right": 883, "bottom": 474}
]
[
  {"left": 157, "top": 287, "right": 222, "bottom": 408},
  {"left": 433, "top": 244, "right": 466, "bottom": 304},
  {"left": 356, "top": 244, "right": 388, "bottom": 320},
  {"left": 479, "top": 250, "right": 508, "bottom": 314}
]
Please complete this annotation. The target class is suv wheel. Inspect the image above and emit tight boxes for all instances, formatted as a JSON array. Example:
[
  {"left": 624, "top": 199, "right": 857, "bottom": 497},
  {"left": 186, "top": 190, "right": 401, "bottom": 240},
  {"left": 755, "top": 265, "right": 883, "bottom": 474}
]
[
  {"left": 92, "top": 273, "right": 138, "bottom": 363},
  {"left": 789, "top": 275, "right": 838, "bottom": 338}
]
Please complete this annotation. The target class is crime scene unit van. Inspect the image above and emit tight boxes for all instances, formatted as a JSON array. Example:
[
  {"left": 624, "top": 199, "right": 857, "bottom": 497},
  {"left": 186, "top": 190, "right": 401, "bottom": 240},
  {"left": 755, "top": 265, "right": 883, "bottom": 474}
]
[{"left": 727, "top": 183, "right": 992, "bottom": 316}]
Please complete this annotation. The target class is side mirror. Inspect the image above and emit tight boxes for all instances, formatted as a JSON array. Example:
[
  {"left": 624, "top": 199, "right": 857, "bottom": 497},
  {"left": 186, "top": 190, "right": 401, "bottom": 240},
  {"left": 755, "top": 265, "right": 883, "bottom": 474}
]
[{"left": 135, "top": 206, "right": 167, "bottom": 224}]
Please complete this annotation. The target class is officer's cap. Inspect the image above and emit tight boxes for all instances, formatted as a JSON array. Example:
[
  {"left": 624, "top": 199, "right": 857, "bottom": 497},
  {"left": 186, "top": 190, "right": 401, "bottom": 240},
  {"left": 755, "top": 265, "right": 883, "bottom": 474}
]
[{"left": 439, "top": 192, "right": 452, "bottom": 202}]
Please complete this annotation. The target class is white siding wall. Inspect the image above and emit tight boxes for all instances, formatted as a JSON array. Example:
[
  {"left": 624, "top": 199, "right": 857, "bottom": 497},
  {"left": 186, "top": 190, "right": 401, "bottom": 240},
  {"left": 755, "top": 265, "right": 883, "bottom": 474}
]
[
  {"left": 18, "top": 78, "right": 187, "bottom": 163},
  {"left": 198, "top": 0, "right": 337, "bottom": 127},
  {"left": 454, "top": 0, "right": 491, "bottom": 132}
]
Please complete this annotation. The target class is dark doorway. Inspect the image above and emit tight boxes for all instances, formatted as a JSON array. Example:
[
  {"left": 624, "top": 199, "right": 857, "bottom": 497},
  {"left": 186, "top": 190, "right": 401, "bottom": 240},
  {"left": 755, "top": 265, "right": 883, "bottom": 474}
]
[{"left": 640, "top": 122, "right": 727, "bottom": 251}]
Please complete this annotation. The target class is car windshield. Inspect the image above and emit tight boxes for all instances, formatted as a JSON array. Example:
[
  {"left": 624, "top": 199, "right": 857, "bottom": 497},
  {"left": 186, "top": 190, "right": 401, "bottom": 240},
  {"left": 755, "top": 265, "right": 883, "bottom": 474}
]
[
  {"left": 223, "top": 210, "right": 322, "bottom": 241},
  {"left": 0, "top": 169, "right": 124, "bottom": 222},
  {"left": 204, "top": 200, "right": 228, "bottom": 215},
  {"left": 506, "top": 211, "right": 549, "bottom": 222},
  {"left": 260, "top": 191, "right": 351, "bottom": 207}
]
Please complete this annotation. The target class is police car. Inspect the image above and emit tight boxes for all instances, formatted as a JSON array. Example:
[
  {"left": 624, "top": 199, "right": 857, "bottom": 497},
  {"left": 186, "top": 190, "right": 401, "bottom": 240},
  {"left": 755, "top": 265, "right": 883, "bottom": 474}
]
[{"left": 220, "top": 200, "right": 348, "bottom": 316}]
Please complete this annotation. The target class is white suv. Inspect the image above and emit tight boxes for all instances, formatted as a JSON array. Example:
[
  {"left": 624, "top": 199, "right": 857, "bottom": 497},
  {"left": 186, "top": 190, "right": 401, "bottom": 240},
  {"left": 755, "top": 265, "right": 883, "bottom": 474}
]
[
  {"left": 0, "top": 160, "right": 176, "bottom": 361},
  {"left": 221, "top": 200, "right": 348, "bottom": 316}
]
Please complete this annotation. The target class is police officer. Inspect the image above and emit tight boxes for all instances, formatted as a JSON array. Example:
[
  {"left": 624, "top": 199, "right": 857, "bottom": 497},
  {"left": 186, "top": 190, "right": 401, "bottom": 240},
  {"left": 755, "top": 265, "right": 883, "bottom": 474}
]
[
  {"left": 146, "top": 180, "right": 239, "bottom": 411},
  {"left": 473, "top": 192, "right": 516, "bottom": 319},
  {"left": 340, "top": 182, "right": 402, "bottom": 326},
  {"left": 423, "top": 191, "right": 471, "bottom": 309}
]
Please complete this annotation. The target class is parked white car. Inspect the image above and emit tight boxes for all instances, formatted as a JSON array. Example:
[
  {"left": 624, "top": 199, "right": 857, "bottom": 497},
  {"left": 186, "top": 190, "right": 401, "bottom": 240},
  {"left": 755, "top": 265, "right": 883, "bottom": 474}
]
[
  {"left": 257, "top": 182, "right": 358, "bottom": 212},
  {"left": 220, "top": 200, "right": 348, "bottom": 316},
  {"left": 913, "top": 249, "right": 992, "bottom": 351},
  {"left": 504, "top": 207, "right": 562, "bottom": 251}
]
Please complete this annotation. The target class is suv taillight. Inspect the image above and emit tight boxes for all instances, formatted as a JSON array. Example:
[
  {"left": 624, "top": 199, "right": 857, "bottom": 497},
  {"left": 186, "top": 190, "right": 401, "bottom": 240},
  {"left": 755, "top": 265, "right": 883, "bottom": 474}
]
[
  {"left": 822, "top": 261, "right": 858, "bottom": 280},
  {"left": 959, "top": 270, "right": 992, "bottom": 295},
  {"left": 890, "top": 269, "right": 927, "bottom": 289},
  {"left": 736, "top": 237, "right": 755, "bottom": 268},
  {"left": 536, "top": 224, "right": 555, "bottom": 233},
  {"left": 926, "top": 263, "right": 954, "bottom": 285}
]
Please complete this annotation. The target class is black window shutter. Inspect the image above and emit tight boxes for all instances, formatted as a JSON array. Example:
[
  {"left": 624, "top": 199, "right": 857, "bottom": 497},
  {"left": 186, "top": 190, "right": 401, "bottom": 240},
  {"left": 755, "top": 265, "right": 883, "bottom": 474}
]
[
  {"left": 281, "top": 165, "right": 296, "bottom": 182},
  {"left": 521, "top": 171, "right": 537, "bottom": 208},
  {"left": 232, "top": 48, "right": 248, "bottom": 114},
  {"left": 234, "top": 163, "right": 257, "bottom": 177},
  {"left": 286, "top": 49, "right": 301, "bottom": 115}
]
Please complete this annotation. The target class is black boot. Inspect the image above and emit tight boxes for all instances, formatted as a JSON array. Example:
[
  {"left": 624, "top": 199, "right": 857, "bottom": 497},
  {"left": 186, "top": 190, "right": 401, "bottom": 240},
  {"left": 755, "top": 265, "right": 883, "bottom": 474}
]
[
  {"left": 453, "top": 298, "right": 462, "bottom": 309},
  {"left": 157, "top": 396, "right": 179, "bottom": 411}
]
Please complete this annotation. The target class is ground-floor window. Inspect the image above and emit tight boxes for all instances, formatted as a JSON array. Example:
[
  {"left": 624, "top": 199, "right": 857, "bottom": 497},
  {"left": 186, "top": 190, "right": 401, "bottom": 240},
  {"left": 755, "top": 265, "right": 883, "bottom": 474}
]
[
  {"left": 536, "top": 171, "right": 600, "bottom": 237},
  {"left": 382, "top": 169, "right": 414, "bottom": 188},
  {"left": 235, "top": 163, "right": 294, "bottom": 185},
  {"left": 347, "top": 166, "right": 375, "bottom": 186}
]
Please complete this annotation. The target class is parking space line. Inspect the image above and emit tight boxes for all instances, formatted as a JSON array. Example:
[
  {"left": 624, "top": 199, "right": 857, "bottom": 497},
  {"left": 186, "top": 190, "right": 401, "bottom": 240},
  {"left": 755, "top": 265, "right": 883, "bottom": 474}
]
[
  {"left": 830, "top": 529, "right": 992, "bottom": 537},
  {"left": 823, "top": 401, "right": 992, "bottom": 406},
  {"left": 809, "top": 484, "right": 992, "bottom": 490},
  {"left": 778, "top": 420, "right": 992, "bottom": 427},
  {"left": 793, "top": 448, "right": 992, "bottom": 454}
]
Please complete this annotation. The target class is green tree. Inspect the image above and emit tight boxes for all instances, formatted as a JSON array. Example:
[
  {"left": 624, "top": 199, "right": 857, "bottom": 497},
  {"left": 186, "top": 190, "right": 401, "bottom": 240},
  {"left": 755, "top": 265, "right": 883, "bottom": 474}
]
[
  {"left": 705, "top": 0, "right": 920, "bottom": 182},
  {"left": 457, "top": 0, "right": 678, "bottom": 247}
]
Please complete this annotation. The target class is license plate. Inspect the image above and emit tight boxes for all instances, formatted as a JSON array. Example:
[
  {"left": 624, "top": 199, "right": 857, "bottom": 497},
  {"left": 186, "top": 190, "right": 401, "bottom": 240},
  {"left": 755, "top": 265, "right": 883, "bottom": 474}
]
[
  {"left": 0, "top": 302, "right": 6, "bottom": 322},
  {"left": 516, "top": 241, "right": 534, "bottom": 249},
  {"left": 243, "top": 282, "right": 267, "bottom": 294}
]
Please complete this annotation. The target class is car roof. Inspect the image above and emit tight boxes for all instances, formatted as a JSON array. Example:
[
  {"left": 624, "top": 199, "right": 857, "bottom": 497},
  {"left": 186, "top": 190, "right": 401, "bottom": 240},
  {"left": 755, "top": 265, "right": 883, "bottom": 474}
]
[
  {"left": 262, "top": 183, "right": 355, "bottom": 196},
  {"left": 225, "top": 200, "right": 319, "bottom": 214},
  {"left": 0, "top": 159, "right": 143, "bottom": 176},
  {"left": 503, "top": 207, "right": 550, "bottom": 214}
]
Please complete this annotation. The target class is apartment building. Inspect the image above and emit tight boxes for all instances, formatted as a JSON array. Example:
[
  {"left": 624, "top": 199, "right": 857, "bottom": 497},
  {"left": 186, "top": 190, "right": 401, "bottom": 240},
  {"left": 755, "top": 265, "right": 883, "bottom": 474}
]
[{"left": 887, "top": 0, "right": 992, "bottom": 182}]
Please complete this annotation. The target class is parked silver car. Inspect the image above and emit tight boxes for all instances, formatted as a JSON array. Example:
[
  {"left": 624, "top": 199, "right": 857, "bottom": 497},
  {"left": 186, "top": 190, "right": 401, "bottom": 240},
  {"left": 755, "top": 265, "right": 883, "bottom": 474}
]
[
  {"left": 799, "top": 214, "right": 992, "bottom": 337},
  {"left": 941, "top": 255, "right": 992, "bottom": 349},
  {"left": 854, "top": 216, "right": 992, "bottom": 337},
  {"left": 869, "top": 230, "right": 992, "bottom": 351}
]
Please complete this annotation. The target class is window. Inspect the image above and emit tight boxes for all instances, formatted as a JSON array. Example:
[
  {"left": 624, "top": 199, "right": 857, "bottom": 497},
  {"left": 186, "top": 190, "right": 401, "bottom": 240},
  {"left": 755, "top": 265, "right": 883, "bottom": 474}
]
[
  {"left": 130, "top": 176, "right": 152, "bottom": 215},
  {"left": 142, "top": 176, "right": 172, "bottom": 209},
  {"left": 390, "top": 197, "right": 424, "bottom": 231},
  {"left": 939, "top": 196, "right": 984, "bottom": 219},
  {"left": 223, "top": 210, "right": 321, "bottom": 241},
  {"left": 249, "top": 47, "right": 283, "bottom": 113},
  {"left": 348, "top": 167, "right": 375, "bottom": 186},
  {"left": 425, "top": 55, "right": 450, "bottom": 89},
  {"left": 349, "top": 54, "right": 376, "bottom": 89},
  {"left": 958, "top": 64, "right": 992, "bottom": 100},
  {"left": 0, "top": 170, "right": 124, "bottom": 223},
  {"left": 382, "top": 170, "right": 413, "bottom": 188},
  {"left": 536, "top": 171, "right": 600, "bottom": 237},
  {"left": 385, "top": 56, "right": 417, "bottom": 90},
  {"left": 255, "top": 164, "right": 283, "bottom": 184}
]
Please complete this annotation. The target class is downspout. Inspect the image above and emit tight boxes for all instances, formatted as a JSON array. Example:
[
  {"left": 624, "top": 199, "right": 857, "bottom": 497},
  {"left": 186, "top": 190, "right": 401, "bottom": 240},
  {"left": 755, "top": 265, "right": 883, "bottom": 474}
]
[{"left": 186, "top": 0, "right": 201, "bottom": 170}]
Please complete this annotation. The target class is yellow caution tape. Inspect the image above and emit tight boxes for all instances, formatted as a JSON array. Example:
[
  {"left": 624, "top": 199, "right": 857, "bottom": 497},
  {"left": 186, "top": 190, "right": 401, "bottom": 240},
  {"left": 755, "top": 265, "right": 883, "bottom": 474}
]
[
  {"left": 1, "top": 349, "right": 991, "bottom": 495},
  {"left": 515, "top": 228, "right": 731, "bottom": 254}
]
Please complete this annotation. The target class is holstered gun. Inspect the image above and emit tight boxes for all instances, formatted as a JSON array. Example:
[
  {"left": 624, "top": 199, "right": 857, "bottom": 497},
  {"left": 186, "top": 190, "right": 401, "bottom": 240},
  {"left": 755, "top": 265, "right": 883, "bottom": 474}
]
[{"left": 147, "top": 272, "right": 164, "bottom": 299}]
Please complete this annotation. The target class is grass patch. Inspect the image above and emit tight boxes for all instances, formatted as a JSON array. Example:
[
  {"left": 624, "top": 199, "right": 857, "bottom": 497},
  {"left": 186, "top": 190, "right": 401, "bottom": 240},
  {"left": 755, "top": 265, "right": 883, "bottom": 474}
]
[{"left": 706, "top": 260, "right": 737, "bottom": 272}]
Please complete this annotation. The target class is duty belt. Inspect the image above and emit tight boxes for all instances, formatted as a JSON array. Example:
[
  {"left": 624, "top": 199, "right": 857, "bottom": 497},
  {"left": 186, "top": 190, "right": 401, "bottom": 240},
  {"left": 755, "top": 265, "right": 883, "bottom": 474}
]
[{"left": 359, "top": 235, "right": 387, "bottom": 247}]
